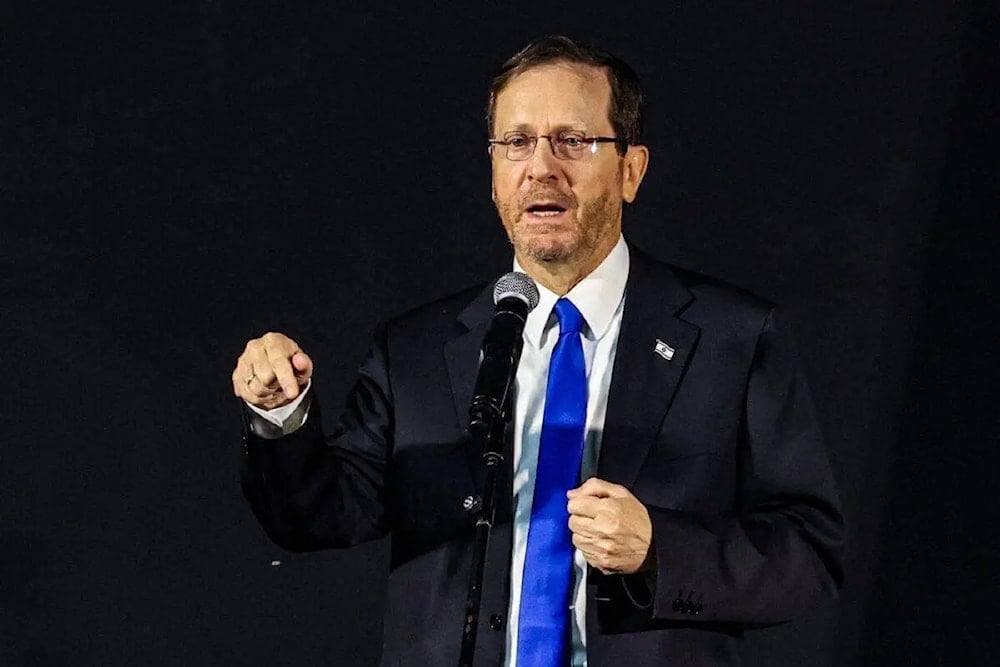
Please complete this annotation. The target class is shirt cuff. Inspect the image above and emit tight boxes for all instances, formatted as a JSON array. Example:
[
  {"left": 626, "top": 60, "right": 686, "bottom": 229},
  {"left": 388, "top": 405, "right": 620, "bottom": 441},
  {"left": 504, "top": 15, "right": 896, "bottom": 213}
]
[{"left": 244, "top": 380, "right": 312, "bottom": 439}]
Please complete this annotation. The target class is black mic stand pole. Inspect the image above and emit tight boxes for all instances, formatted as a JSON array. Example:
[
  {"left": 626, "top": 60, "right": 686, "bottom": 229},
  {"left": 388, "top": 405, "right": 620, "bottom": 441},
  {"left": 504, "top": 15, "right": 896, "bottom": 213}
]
[{"left": 457, "top": 403, "right": 509, "bottom": 667}]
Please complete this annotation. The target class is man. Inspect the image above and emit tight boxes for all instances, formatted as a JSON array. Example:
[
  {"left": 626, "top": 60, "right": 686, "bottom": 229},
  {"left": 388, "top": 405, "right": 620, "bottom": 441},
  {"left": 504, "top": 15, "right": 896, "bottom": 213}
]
[{"left": 235, "top": 36, "right": 845, "bottom": 666}]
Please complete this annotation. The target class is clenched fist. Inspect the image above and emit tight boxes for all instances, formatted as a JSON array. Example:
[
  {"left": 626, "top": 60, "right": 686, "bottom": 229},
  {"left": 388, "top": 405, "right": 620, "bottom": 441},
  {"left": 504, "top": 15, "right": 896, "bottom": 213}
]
[
  {"left": 232, "top": 332, "right": 313, "bottom": 410},
  {"left": 567, "top": 477, "right": 655, "bottom": 575}
]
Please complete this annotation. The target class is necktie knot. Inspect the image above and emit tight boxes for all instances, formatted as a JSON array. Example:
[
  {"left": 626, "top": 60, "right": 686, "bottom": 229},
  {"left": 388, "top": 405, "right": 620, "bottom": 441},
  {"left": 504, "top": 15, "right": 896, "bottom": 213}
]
[{"left": 554, "top": 298, "right": 584, "bottom": 336}]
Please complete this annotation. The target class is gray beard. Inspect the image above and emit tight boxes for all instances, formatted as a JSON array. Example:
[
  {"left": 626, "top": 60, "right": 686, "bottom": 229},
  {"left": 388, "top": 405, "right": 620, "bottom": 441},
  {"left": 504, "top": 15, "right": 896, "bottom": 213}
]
[{"left": 500, "top": 191, "right": 620, "bottom": 265}]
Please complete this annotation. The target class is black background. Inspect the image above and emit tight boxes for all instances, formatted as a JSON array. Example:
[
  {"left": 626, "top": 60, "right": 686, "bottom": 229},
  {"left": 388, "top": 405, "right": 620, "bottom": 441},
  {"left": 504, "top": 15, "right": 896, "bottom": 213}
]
[{"left": 3, "top": 1, "right": 997, "bottom": 665}]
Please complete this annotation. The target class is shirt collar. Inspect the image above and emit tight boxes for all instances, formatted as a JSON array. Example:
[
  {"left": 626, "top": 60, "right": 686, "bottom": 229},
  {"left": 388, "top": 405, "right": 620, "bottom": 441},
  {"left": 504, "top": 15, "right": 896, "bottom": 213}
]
[{"left": 515, "top": 235, "right": 630, "bottom": 349}]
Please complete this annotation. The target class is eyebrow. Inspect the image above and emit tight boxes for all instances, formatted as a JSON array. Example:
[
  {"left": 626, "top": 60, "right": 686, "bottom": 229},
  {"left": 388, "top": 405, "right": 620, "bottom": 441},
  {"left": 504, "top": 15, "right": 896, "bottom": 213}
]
[{"left": 503, "top": 122, "right": 591, "bottom": 134}]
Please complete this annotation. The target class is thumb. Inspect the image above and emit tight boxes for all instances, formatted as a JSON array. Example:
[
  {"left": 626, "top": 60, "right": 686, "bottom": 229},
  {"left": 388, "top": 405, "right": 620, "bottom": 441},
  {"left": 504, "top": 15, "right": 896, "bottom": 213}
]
[{"left": 291, "top": 351, "right": 313, "bottom": 378}]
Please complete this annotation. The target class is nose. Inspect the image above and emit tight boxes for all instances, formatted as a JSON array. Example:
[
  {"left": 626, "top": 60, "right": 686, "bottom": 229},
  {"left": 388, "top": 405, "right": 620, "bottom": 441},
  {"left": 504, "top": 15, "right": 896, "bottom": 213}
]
[{"left": 526, "top": 136, "right": 560, "bottom": 182}]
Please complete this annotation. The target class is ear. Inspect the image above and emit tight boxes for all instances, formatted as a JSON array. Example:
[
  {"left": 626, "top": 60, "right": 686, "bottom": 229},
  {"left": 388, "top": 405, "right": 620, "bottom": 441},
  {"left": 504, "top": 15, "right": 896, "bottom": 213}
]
[
  {"left": 488, "top": 146, "right": 498, "bottom": 203},
  {"left": 620, "top": 145, "right": 649, "bottom": 203}
]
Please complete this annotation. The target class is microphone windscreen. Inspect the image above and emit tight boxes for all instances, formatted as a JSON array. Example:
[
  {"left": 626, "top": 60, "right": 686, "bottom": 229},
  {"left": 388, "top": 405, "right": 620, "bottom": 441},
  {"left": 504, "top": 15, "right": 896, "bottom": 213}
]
[{"left": 493, "top": 272, "right": 540, "bottom": 311}]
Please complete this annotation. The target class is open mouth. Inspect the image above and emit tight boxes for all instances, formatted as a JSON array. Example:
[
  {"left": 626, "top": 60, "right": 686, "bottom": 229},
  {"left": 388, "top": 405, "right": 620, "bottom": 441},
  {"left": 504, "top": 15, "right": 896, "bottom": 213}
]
[{"left": 525, "top": 203, "right": 568, "bottom": 217}]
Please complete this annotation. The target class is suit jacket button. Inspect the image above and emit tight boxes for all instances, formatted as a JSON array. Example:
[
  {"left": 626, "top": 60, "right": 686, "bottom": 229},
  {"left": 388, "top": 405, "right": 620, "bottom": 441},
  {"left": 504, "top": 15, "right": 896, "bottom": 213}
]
[{"left": 489, "top": 614, "right": 503, "bottom": 631}]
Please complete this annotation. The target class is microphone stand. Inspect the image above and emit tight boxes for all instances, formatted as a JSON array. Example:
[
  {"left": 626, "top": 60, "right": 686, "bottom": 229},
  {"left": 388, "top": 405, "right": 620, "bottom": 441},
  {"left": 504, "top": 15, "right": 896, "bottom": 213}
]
[
  {"left": 457, "top": 406, "right": 509, "bottom": 667},
  {"left": 458, "top": 297, "right": 527, "bottom": 666}
]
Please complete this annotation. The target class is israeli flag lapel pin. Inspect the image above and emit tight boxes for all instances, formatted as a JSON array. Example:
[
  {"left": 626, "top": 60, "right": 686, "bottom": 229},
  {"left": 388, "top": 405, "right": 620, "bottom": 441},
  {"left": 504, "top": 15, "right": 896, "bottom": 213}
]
[{"left": 654, "top": 339, "right": 675, "bottom": 361}]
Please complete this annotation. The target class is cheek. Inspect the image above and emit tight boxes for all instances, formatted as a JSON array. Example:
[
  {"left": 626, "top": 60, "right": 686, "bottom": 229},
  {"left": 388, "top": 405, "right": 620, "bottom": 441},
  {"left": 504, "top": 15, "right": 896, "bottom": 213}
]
[
  {"left": 492, "top": 163, "right": 524, "bottom": 194},
  {"left": 493, "top": 179, "right": 516, "bottom": 203}
]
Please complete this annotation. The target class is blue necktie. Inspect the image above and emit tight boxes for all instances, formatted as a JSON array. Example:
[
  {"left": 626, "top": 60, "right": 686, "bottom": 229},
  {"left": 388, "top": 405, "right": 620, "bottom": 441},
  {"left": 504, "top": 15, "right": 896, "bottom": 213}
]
[{"left": 517, "top": 298, "right": 587, "bottom": 667}]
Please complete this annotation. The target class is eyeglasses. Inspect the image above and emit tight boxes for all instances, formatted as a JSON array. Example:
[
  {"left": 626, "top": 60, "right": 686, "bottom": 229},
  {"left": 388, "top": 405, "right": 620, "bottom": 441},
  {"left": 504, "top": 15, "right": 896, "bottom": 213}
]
[{"left": 488, "top": 131, "right": 620, "bottom": 161}]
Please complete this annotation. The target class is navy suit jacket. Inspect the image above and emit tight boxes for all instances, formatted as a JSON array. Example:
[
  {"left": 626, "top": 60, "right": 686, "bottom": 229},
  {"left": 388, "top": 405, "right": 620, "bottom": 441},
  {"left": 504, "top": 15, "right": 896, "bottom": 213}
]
[{"left": 241, "top": 245, "right": 845, "bottom": 666}]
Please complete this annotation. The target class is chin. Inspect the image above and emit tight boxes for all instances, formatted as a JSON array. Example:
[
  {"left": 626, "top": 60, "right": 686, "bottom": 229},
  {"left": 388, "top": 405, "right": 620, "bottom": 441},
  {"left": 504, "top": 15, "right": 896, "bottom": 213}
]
[{"left": 516, "top": 233, "right": 581, "bottom": 263}]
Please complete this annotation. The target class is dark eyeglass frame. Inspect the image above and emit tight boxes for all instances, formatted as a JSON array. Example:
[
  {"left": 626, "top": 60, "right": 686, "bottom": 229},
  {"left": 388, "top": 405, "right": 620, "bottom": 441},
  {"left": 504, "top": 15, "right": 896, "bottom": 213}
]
[{"left": 488, "top": 132, "right": 620, "bottom": 161}]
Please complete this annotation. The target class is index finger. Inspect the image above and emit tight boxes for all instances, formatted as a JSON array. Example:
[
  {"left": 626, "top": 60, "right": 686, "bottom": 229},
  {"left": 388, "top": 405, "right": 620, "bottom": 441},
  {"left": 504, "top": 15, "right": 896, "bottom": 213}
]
[
  {"left": 568, "top": 477, "right": 628, "bottom": 499},
  {"left": 266, "top": 344, "right": 301, "bottom": 398},
  {"left": 567, "top": 495, "right": 604, "bottom": 518}
]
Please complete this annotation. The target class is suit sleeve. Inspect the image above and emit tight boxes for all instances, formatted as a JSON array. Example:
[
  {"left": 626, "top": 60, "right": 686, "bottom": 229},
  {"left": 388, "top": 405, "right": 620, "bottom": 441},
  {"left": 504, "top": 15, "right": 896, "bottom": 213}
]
[
  {"left": 240, "top": 323, "right": 394, "bottom": 552},
  {"left": 639, "top": 307, "right": 845, "bottom": 625}
]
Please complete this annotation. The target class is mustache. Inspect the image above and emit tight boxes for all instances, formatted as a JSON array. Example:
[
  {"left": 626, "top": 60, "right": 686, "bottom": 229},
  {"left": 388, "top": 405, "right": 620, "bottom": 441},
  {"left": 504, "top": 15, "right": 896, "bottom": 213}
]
[{"left": 517, "top": 188, "right": 576, "bottom": 211}]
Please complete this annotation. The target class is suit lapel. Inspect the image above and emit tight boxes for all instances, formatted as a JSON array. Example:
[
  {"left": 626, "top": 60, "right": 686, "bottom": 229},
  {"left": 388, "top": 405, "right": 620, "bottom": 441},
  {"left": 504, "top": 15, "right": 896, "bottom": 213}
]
[
  {"left": 597, "top": 248, "right": 701, "bottom": 489},
  {"left": 444, "top": 288, "right": 491, "bottom": 435}
]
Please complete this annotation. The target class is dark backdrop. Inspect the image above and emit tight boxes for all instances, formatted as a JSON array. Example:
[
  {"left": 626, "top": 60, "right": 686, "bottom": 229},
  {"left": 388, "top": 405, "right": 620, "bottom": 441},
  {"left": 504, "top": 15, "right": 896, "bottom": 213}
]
[{"left": 3, "top": 2, "right": 997, "bottom": 665}]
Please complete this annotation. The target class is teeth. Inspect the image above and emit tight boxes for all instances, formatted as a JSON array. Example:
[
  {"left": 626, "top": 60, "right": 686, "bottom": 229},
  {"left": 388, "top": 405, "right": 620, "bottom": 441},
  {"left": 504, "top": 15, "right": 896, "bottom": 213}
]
[{"left": 530, "top": 210, "right": 563, "bottom": 216}]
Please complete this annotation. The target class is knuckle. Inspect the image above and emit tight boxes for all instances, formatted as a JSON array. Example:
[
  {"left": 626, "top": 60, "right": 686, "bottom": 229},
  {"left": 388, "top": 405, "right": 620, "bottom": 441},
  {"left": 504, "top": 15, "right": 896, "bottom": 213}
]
[{"left": 263, "top": 331, "right": 292, "bottom": 347}]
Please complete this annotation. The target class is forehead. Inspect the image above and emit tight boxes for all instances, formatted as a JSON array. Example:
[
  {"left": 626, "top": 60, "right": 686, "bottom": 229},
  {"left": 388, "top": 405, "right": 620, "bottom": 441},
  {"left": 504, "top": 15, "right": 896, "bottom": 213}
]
[{"left": 493, "top": 62, "right": 613, "bottom": 130}]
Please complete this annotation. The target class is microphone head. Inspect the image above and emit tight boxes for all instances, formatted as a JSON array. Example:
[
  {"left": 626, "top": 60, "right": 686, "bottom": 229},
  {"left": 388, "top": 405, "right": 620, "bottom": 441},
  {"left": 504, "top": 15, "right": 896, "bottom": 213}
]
[{"left": 493, "top": 271, "right": 540, "bottom": 311}]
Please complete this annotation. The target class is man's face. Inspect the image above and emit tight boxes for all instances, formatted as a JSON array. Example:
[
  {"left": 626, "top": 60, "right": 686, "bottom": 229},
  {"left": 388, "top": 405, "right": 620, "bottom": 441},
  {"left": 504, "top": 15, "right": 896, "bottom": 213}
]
[{"left": 490, "top": 62, "right": 646, "bottom": 268}]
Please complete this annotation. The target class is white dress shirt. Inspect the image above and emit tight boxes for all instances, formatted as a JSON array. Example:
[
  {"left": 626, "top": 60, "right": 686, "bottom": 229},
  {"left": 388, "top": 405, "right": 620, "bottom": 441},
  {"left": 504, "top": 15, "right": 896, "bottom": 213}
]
[
  {"left": 506, "top": 236, "right": 628, "bottom": 666},
  {"left": 248, "top": 236, "right": 631, "bottom": 666}
]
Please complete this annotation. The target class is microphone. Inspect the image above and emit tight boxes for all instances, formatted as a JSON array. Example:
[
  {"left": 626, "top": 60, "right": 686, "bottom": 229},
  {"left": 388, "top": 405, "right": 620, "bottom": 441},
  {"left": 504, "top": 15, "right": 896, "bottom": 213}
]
[{"left": 468, "top": 272, "right": 540, "bottom": 439}]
